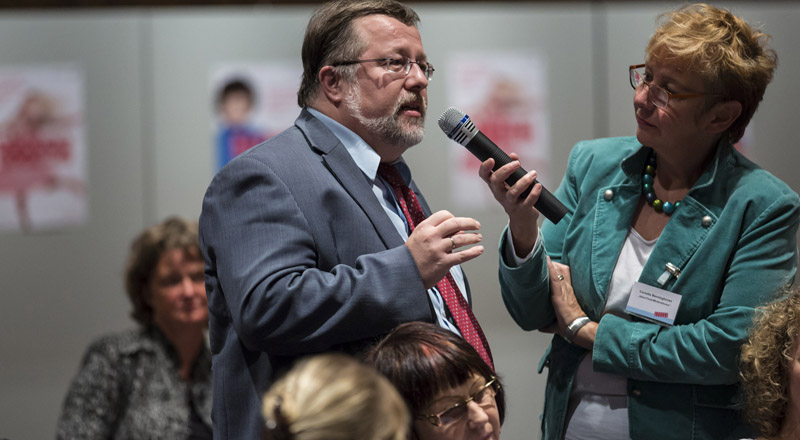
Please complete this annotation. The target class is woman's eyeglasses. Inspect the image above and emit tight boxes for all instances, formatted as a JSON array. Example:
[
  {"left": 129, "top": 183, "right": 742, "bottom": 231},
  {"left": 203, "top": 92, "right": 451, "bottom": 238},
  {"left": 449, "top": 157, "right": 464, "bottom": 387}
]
[
  {"left": 418, "top": 377, "right": 499, "bottom": 427},
  {"left": 629, "top": 64, "right": 716, "bottom": 109}
]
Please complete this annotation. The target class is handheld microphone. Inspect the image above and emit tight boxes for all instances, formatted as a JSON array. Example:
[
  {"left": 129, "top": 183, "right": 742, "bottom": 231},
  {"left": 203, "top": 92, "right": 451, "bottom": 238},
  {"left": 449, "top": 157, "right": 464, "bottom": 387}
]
[{"left": 438, "top": 107, "right": 569, "bottom": 224}]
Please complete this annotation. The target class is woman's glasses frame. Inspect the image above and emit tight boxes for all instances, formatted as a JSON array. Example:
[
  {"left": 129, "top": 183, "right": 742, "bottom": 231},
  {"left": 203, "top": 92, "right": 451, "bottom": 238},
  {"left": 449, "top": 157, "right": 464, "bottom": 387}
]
[
  {"left": 418, "top": 376, "right": 499, "bottom": 427},
  {"left": 629, "top": 64, "right": 717, "bottom": 109}
]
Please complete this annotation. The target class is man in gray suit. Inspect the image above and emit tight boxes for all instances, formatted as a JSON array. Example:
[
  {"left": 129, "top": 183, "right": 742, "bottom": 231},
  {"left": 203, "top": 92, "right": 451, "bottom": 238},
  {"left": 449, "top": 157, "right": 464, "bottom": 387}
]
[{"left": 199, "top": 1, "right": 489, "bottom": 438}]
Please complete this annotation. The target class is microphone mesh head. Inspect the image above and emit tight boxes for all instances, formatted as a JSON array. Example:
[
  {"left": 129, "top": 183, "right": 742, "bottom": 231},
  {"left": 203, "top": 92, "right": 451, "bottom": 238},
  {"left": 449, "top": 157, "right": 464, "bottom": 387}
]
[{"left": 437, "top": 107, "right": 467, "bottom": 133}]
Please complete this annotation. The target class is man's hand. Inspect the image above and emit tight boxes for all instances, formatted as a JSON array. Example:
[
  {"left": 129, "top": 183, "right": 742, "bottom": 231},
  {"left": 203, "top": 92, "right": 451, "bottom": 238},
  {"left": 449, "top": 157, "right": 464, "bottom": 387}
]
[
  {"left": 478, "top": 154, "right": 541, "bottom": 258},
  {"left": 405, "top": 210, "right": 483, "bottom": 289}
]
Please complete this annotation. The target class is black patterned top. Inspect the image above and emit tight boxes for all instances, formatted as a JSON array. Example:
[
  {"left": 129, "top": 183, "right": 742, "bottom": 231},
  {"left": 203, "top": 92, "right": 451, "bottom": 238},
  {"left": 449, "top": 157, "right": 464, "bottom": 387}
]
[{"left": 56, "top": 326, "right": 212, "bottom": 440}]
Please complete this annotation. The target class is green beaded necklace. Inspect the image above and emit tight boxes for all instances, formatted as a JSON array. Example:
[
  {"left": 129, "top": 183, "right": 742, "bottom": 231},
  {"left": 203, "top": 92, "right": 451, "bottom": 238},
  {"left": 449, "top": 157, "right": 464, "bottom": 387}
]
[{"left": 642, "top": 151, "right": 680, "bottom": 215}]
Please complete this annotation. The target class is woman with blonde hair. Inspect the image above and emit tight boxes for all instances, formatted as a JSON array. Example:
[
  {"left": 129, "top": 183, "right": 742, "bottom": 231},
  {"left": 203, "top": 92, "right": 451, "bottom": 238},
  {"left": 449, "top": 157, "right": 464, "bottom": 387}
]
[
  {"left": 740, "top": 290, "right": 800, "bottom": 440},
  {"left": 262, "top": 353, "right": 408, "bottom": 440},
  {"left": 481, "top": 3, "right": 798, "bottom": 439}
]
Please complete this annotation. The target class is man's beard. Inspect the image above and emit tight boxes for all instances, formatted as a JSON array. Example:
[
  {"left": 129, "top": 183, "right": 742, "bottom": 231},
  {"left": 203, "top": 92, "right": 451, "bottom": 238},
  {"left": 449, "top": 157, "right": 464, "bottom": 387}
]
[{"left": 343, "top": 83, "right": 426, "bottom": 149}]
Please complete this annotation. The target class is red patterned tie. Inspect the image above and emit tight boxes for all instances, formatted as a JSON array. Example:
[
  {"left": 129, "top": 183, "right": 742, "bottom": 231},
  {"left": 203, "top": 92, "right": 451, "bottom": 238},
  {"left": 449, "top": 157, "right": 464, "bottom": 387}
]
[{"left": 378, "top": 163, "right": 494, "bottom": 370}]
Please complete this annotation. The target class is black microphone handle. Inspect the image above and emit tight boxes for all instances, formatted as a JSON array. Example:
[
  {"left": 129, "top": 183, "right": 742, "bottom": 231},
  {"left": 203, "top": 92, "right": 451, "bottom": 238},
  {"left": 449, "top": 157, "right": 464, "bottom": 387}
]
[{"left": 465, "top": 131, "right": 568, "bottom": 224}]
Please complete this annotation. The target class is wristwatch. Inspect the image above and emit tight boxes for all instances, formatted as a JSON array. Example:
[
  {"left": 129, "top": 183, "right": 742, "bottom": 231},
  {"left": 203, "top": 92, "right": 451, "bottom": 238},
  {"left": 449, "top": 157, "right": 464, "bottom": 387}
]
[{"left": 564, "top": 316, "right": 591, "bottom": 344}]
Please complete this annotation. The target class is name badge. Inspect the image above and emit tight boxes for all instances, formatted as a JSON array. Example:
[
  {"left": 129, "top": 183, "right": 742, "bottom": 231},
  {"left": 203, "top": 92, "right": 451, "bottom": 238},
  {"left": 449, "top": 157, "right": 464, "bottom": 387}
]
[{"left": 625, "top": 281, "right": 682, "bottom": 326}]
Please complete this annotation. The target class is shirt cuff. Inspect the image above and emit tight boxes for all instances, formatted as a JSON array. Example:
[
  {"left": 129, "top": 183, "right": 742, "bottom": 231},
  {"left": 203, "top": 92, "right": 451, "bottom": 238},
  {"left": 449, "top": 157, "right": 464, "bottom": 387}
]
[{"left": 503, "top": 225, "right": 542, "bottom": 267}]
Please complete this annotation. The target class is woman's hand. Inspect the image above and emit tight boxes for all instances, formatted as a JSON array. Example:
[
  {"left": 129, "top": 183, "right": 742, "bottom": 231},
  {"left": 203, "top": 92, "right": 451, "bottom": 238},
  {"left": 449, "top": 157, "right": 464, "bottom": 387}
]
[
  {"left": 478, "top": 154, "right": 541, "bottom": 258},
  {"left": 547, "top": 258, "right": 597, "bottom": 349}
]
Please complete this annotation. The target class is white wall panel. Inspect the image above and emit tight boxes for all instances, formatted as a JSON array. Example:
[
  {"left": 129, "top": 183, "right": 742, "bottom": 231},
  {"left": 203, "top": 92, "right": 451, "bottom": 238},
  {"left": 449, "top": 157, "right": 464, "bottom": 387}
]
[{"left": 0, "top": 11, "right": 146, "bottom": 440}]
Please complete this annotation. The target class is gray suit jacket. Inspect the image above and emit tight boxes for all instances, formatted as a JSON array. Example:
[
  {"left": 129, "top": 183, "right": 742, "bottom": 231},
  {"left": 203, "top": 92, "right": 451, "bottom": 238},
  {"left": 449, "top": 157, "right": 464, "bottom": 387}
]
[{"left": 199, "top": 109, "right": 438, "bottom": 440}]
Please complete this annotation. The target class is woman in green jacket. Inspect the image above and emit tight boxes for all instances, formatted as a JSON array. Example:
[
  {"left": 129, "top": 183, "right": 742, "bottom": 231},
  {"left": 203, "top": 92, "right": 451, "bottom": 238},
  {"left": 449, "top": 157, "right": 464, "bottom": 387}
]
[{"left": 480, "top": 4, "right": 799, "bottom": 439}]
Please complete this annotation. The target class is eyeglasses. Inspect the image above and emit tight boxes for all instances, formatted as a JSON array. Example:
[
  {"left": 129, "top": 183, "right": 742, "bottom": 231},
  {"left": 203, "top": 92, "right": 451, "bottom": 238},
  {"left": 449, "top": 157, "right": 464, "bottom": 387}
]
[
  {"left": 332, "top": 56, "right": 435, "bottom": 81},
  {"left": 629, "top": 64, "right": 715, "bottom": 109},
  {"left": 418, "top": 377, "right": 499, "bottom": 427}
]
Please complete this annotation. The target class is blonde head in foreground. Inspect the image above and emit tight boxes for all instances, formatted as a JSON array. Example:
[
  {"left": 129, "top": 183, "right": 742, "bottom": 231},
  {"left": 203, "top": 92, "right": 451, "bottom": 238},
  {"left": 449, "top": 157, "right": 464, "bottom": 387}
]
[{"left": 262, "top": 353, "right": 409, "bottom": 440}]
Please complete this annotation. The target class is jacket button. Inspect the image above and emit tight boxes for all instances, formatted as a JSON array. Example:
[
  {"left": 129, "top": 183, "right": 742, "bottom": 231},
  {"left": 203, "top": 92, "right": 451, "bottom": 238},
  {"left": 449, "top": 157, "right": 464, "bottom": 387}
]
[
  {"left": 631, "top": 388, "right": 641, "bottom": 397},
  {"left": 604, "top": 189, "right": 614, "bottom": 201},
  {"left": 702, "top": 215, "right": 712, "bottom": 227}
]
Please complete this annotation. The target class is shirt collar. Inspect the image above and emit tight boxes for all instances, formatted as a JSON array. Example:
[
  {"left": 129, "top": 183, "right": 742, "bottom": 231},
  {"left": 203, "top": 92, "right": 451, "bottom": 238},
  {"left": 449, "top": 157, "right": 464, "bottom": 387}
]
[{"left": 307, "top": 107, "right": 382, "bottom": 181}]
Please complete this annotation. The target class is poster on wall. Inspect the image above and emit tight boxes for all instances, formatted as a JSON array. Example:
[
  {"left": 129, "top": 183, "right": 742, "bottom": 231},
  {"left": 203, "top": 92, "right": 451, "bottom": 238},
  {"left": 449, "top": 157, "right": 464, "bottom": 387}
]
[
  {"left": 0, "top": 65, "right": 87, "bottom": 233},
  {"left": 446, "top": 51, "right": 550, "bottom": 209},
  {"left": 210, "top": 62, "right": 302, "bottom": 171}
]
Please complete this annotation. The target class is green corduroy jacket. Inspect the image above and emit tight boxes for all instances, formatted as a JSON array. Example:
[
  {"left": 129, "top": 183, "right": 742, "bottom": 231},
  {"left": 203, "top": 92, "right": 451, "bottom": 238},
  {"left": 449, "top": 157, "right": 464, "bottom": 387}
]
[{"left": 499, "top": 136, "right": 800, "bottom": 440}]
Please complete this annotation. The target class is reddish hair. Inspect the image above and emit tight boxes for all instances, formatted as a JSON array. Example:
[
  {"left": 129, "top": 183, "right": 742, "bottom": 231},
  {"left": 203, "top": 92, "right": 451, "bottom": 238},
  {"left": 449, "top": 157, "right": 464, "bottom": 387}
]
[{"left": 364, "top": 322, "right": 505, "bottom": 424}]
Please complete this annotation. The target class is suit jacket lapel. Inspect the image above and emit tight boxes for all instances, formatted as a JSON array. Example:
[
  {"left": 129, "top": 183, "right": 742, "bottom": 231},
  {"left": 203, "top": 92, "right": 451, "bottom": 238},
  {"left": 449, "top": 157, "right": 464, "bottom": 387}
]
[
  {"left": 295, "top": 109, "right": 406, "bottom": 250},
  {"left": 638, "top": 144, "right": 729, "bottom": 290},
  {"left": 588, "top": 182, "right": 640, "bottom": 315},
  {"left": 586, "top": 146, "right": 645, "bottom": 316},
  {"left": 638, "top": 200, "right": 715, "bottom": 290}
]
